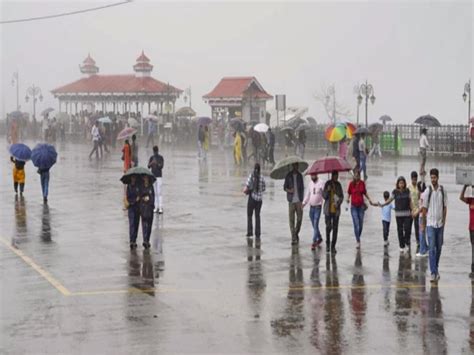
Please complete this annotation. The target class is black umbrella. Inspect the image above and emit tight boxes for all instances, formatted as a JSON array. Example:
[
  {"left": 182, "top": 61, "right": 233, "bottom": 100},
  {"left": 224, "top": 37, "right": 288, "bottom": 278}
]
[
  {"left": 288, "top": 117, "right": 306, "bottom": 129},
  {"left": 354, "top": 127, "right": 369, "bottom": 135},
  {"left": 379, "top": 115, "right": 392, "bottom": 124},
  {"left": 414, "top": 114, "right": 441, "bottom": 127},
  {"left": 306, "top": 117, "right": 317, "bottom": 126},
  {"left": 368, "top": 122, "right": 383, "bottom": 133}
]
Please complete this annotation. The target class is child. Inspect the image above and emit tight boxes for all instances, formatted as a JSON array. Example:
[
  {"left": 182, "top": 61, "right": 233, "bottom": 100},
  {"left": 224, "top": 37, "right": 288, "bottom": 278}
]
[
  {"left": 10, "top": 156, "right": 26, "bottom": 195},
  {"left": 379, "top": 191, "right": 393, "bottom": 246},
  {"left": 414, "top": 181, "right": 428, "bottom": 257}
]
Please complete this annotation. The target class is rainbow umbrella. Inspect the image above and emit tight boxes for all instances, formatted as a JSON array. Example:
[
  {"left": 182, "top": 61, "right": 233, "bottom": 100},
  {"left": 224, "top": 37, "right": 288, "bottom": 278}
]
[
  {"left": 325, "top": 124, "right": 346, "bottom": 142},
  {"left": 345, "top": 123, "right": 356, "bottom": 139}
]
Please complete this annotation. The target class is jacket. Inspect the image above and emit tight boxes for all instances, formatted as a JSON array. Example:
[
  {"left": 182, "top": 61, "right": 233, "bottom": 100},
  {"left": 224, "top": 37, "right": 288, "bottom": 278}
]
[
  {"left": 322, "top": 180, "right": 344, "bottom": 216},
  {"left": 283, "top": 171, "right": 304, "bottom": 203},
  {"left": 140, "top": 184, "right": 155, "bottom": 219},
  {"left": 126, "top": 183, "right": 140, "bottom": 208},
  {"left": 148, "top": 154, "right": 164, "bottom": 178}
]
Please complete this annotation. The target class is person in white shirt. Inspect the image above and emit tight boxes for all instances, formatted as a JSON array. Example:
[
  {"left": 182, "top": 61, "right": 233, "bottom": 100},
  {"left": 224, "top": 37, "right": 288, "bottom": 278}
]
[
  {"left": 88, "top": 122, "right": 101, "bottom": 159},
  {"left": 420, "top": 168, "right": 447, "bottom": 283},
  {"left": 419, "top": 128, "right": 430, "bottom": 175},
  {"left": 303, "top": 173, "right": 325, "bottom": 251}
]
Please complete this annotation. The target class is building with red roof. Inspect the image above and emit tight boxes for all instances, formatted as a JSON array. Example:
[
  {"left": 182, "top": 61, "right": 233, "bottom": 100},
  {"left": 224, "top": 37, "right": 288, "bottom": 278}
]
[
  {"left": 203, "top": 77, "right": 272, "bottom": 122},
  {"left": 51, "top": 51, "right": 182, "bottom": 115}
]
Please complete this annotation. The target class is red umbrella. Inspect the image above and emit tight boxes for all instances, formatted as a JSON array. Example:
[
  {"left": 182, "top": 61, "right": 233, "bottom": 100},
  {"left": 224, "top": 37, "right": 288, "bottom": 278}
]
[{"left": 306, "top": 156, "right": 352, "bottom": 175}]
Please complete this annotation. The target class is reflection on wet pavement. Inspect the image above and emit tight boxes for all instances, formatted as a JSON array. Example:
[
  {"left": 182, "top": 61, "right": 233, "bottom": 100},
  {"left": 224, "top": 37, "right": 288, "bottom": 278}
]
[{"left": 1, "top": 141, "right": 474, "bottom": 353}]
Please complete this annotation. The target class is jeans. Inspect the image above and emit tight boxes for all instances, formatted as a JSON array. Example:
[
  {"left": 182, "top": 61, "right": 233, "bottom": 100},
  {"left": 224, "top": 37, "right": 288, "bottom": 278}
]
[
  {"left": 40, "top": 171, "right": 50, "bottom": 198},
  {"left": 350, "top": 206, "right": 365, "bottom": 242},
  {"left": 289, "top": 202, "right": 303, "bottom": 240},
  {"left": 359, "top": 154, "right": 367, "bottom": 179},
  {"left": 128, "top": 205, "right": 140, "bottom": 243},
  {"left": 382, "top": 220, "right": 390, "bottom": 241},
  {"left": 396, "top": 216, "right": 412, "bottom": 249},
  {"left": 247, "top": 196, "right": 262, "bottom": 237},
  {"left": 325, "top": 213, "right": 339, "bottom": 248},
  {"left": 309, "top": 206, "right": 322, "bottom": 243},
  {"left": 419, "top": 216, "right": 428, "bottom": 254},
  {"left": 427, "top": 226, "right": 444, "bottom": 276}
]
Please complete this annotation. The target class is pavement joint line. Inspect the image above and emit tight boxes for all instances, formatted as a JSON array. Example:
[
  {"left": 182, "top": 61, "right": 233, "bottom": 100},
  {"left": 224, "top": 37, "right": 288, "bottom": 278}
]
[{"left": 0, "top": 238, "right": 71, "bottom": 296}]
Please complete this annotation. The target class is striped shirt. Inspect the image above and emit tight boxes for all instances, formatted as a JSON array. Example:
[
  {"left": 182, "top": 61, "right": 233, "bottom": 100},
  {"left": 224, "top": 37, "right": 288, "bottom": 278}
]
[
  {"left": 246, "top": 173, "right": 266, "bottom": 202},
  {"left": 422, "top": 185, "right": 448, "bottom": 228}
]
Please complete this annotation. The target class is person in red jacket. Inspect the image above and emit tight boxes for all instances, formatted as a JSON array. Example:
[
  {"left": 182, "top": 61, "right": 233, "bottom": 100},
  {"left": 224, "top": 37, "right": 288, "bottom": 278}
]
[{"left": 460, "top": 184, "right": 474, "bottom": 278}]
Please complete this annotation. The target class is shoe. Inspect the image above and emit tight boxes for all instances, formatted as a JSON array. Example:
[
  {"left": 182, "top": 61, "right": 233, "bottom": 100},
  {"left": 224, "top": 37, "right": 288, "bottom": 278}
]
[
  {"left": 331, "top": 248, "right": 337, "bottom": 254},
  {"left": 246, "top": 233, "right": 253, "bottom": 237},
  {"left": 143, "top": 242, "right": 151, "bottom": 249},
  {"left": 430, "top": 274, "right": 437, "bottom": 283},
  {"left": 311, "top": 243, "right": 316, "bottom": 251},
  {"left": 153, "top": 208, "right": 158, "bottom": 213},
  {"left": 315, "top": 239, "right": 323, "bottom": 247},
  {"left": 43, "top": 197, "right": 48, "bottom": 204},
  {"left": 436, "top": 273, "right": 440, "bottom": 281},
  {"left": 415, "top": 252, "right": 422, "bottom": 257},
  {"left": 158, "top": 209, "right": 163, "bottom": 215},
  {"left": 400, "top": 248, "right": 405, "bottom": 253},
  {"left": 469, "top": 272, "right": 474, "bottom": 279},
  {"left": 130, "top": 242, "right": 137, "bottom": 250},
  {"left": 404, "top": 246, "right": 410, "bottom": 253},
  {"left": 383, "top": 240, "right": 389, "bottom": 246},
  {"left": 291, "top": 239, "right": 298, "bottom": 246},
  {"left": 416, "top": 245, "right": 420, "bottom": 254},
  {"left": 326, "top": 244, "right": 330, "bottom": 253},
  {"left": 356, "top": 242, "right": 361, "bottom": 249}
]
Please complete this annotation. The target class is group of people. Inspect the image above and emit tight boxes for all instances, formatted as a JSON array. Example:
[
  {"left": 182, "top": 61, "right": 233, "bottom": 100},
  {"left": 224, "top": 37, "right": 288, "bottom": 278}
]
[
  {"left": 233, "top": 127, "right": 276, "bottom": 167},
  {"left": 10, "top": 156, "right": 51, "bottom": 203},
  {"left": 243, "top": 160, "right": 474, "bottom": 284}
]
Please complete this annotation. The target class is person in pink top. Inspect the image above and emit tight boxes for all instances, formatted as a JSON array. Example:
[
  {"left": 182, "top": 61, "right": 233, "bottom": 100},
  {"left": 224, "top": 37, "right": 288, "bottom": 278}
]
[
  {"left": 338, "top": 137, "right": 348, "bottom": 160},
  {"left": 303, "top": 173, "right": 325, "bottom": 250}
]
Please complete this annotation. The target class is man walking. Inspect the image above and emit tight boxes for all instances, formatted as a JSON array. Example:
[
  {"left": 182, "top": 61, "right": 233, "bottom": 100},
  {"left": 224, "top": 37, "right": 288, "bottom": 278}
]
[
  {"left": 146, "top": 118, "right": 156, "bottom": 148},
  {"left": 148, "top": 146, "right": 164, "bottom": 214},
  {"left": 322, "top": 171, "right": 344, "bottom": 254},
  {"left": 131, "top": 134, "right": 139, "bottom": 167},
  {"left": 89, "top": 122, "right": 100, "bottom": 159},
  {"left": 421, "top": 168, "right": 448, "bottom": 283},
  {"left": 419, "top": 128, "right": 430, "bottom": 175},
  {"left": 284, "top": 163, "right": 304, "bottom": 246}
]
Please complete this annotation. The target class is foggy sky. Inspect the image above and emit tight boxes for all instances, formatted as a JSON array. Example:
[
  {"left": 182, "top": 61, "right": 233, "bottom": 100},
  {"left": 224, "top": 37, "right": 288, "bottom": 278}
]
[{"left": 1, "top": 0, "right": 472, "bottom": 124}]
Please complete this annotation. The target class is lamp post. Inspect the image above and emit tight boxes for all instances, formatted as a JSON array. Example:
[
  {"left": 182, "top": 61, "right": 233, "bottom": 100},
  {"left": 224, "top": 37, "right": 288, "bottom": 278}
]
[
  {"left": 11, "top": 71, "right": 20, "bottom": 110},
  {"left": 355, "top": 80, "right": 375, "bottom": 127},
  {"left": 463, "top": 79, "right": 471, "bottom": 125},
  {"left": 325, "top": 84, "right": 337, "bottom": 124},
  {"left": 25, "top": 84, "right": 43, "bottom": 120}
]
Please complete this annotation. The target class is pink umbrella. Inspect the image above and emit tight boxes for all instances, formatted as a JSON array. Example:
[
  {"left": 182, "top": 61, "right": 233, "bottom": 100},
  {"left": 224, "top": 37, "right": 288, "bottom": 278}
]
[
  {"left": 306, "top": 156, "right": 352, "bottom": 175},
  {"left": 117, "top": 127, "right": 137, "bottom": 140}
]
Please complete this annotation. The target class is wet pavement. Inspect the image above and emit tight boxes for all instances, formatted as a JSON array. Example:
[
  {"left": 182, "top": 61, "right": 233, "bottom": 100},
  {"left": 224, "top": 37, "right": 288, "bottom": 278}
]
[{"left": 1, "top": 139, "right": 474, "bottom": 354}]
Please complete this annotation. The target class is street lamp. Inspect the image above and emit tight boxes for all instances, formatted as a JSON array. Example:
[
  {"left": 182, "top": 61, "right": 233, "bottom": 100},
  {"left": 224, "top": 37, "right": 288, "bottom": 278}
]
[
  {"left": 355, "top": 80, "right": 375, "bottom": 127},
  {"left": 463, "top": 79, "right": 471, "bottom": 125},
  {"left": 11, "top": 71, "right": 20, "bottom": 110},
  {"left": 25, "top": 84, "right": 43, "bottom": 120}
]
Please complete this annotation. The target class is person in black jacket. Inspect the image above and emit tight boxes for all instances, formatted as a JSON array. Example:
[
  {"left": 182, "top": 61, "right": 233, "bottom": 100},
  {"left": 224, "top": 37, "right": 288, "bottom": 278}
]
[
  {"left": 140, "top": 175, "right": 155, "bottom": 249},
  {"left": 322, "top": 171, "right": 344, "bottom": 254},
  {"left": 148, "top": 146, "right": 164, "bottom": 214},
  {"left": 283, "top": 163, "right": 305, "bottom": 245},
  {"left": 127, "top": 176, "right": 141, "bottom": 250}
]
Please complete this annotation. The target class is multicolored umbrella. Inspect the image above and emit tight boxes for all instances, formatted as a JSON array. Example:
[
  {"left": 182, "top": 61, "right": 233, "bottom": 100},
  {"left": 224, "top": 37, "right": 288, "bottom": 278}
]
[
  {"left": 31, "top": 144, "right": 57, "bottom": 170},
  {"left": 325, "top": 124, "right": 346, "bottom": 142},
  {"left": 306, "top": 156, "right": 352, "bottom": 175},
  {"left": 117, "top": 127, "right": 137, "bottom": 140},
  {"left": 9, "top": 143, "right": 32, "bottom": 161},
  {"left": 345, "top": 123, "right": 356, "bottom": 138},
  {"left": 270, "top": 156, "right": 308, "bottom": 180}
]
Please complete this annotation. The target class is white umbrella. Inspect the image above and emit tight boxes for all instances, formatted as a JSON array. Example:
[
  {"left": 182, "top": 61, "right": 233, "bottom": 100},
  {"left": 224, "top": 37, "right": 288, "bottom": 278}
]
[
  {"left": 254, "top": 123, "right": 269, "bottom": 133},
  {"left": 98, "top": 116, "right": 112, "bottom": 124}
]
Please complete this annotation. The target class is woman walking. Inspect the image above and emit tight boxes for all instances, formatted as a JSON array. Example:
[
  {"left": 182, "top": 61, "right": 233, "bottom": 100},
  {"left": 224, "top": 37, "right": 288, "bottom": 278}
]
[
  {"left": 244, "top": 163, "right": 266, "bottom": 240},
  {"left": 122, "top": 139, "right": 132, "bottom": 172},
  {"left": 347, "top": 169, "right": 375, "bottom": 248},
  {"left": 10, "top": 156, "right": 26, "bottom": 195},
  {"left": 234, "top": 131, "right": 242, "bottom": 166},
  {"left": 379, "top": 176, "right": 414, "bottom": 253},
  {"left": 140, "top": 175, "right": 155, "bottom": 249}
]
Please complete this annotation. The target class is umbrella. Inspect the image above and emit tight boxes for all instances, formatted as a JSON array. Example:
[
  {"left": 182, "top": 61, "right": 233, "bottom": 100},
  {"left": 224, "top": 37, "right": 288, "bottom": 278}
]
[
  {"left": 280, "top": 126, "right": 294, "bottom": 133},
  {"left": 306, "top": 156, "right": 352, "bottom": 175},
  {"left": 345, "top": 123, "right": 356, "bottom": 139},
  {"left": 288, "top": 117, "right": 306, "bottom": 129},
  {"left": 128, "top": 118, "right": 139, "bottom": 127},
  {"left": 117, "top": 127, "right": 137, "bottom": 140},
  {"left": 9, "top": 111, "right": 23, "bottom": 119},
  {"left": 325, "top": 124, "right": 346, "bottom": 142},
  {"left": 414, "top": 114, "right": 441, "bottom": 127},
  {"left": 41, "top": 107, "right": 55, "bottom": 116},
  {"left": 230, "top": 118, "right": 245, "bottom": 131},
  {"left": 145, "top": 114, "right": 159, "bottom": 121},
  {"left": 9, "top": 143, "right": 32, "bottom": 161},
  {"left": 355, "top": 127, "right": 369, "bottom": 135},
  {"left": 379, "top": 115, "right": 392, "bottom": 124},
  {"left": 31, "top": 144, "right": 57, "bottom": 170},
  {"left": 306, "top": 117, "right": 317, "bottom": 126},
  {"left": 270, "top": 156, "right": 308, "bottom": 180},
  {"left": 197, "top": 117, "right": 212, "bottom": 126},
  {"left": 120, "top": 166, "right": 156, "bottom": 184},
  {"left": 98, "top": 116, "right": 112, "bottom": 124},
  {"left": 296, "top": 123, "right": 311, "bottom": 131},
  {"left": 368, "top": 122, "right": 383, "bottom": 133},
  {"left": 254, "top": 123, "right": 269, "bottom": 133}
]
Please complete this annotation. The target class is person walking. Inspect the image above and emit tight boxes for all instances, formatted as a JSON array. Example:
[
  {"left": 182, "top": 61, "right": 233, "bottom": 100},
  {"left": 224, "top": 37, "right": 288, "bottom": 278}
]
[
  {"left": 303, "top": 172, "right": 325, "bottom": 251},
  {"left": 369, "top": 131, "right": 382, "bottom": 158},
  {"left": 197, "top": 125, "right": 205, "bottom": 159},
  {"left": 459, "top": 184, "right": 474, "bottom": 277},
  {"left": 322, "top": 171, "right": 344, "bottom": 254},
  {"left": 244, "top": 163, "right": 266, "bottom": 240},
  {"left": 267, "top": 128, "right": 275, "bottom": 165},
  {"left": 37, "top": 167, "right": 50, "bottom": 203},
  {"left": 10, "top": 156, "right": 26, "bottom": 195},
  {"left": 358, "top": 134, "right": 368, "bottom": 180},
  {"left": 408, "top": 171, "right": 421, "bottom": 253},
  {"left": 420, "top": 168, "right": 448, "bottom": 283},
  {"left": 131, "top": 134, "right": 139, "bottom": 167},
  {"left": 233, "top": 131, "right": 242, "bottom": 166},
  {"left": 203, "top": 126, "right": 210, "bottom": 160},
  {"left": 296, "top": 130, "right": 306, "bottom": 159},
  {"left": 347, "top": 169, "right": 375, "bottom": 248},
  {"left": 148, "top": 146, "right": 164, "bottom": 214},
  {"left": 377, "top": 191, "right": 393, "bottom": 246},
  {"left": 352, "top": 135, "right": 360, "bottom": 170},
  {"left": 122, "top": 139, "right": 132, "bottom": 172},
  {"left": 146, "top": 119, "right": 156, "bottom": 148},
  {"left": 284, "top": 163, "right": 305, "bottom": 245},
  {"left": 379, "top": 176, "right": 414, "bottom": 253},
  {"left": 419, "top": 128, "right": 430, "bottom": 175},
  {"left": 139, "top": 175, "right": 155, "bottom": 249},
  {"left": 88, "top": 122, "right": 100, "bottom": 159},
  {"left": 127, "top": 175, "right": 141, "bottom": 250},
  {"left": 414, "top": 180, "right": 428, "bottom": 258}
]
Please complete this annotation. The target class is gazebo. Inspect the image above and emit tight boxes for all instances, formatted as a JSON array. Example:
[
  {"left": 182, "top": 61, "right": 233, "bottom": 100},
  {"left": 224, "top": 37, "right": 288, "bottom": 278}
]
[{"left": 51, "top": 52, "right": 182, "bottom": 117}]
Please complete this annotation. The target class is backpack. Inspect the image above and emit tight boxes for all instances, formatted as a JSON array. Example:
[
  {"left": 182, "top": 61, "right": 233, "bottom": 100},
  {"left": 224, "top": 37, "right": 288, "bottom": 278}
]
[{"left": 427, "top": 185, "right": 445, "bottom": 210}]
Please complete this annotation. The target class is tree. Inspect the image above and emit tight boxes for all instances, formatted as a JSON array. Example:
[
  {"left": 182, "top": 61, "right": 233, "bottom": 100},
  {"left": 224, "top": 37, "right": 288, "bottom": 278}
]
[{"left": 314, "top": 84, "right": 352, "bottom": 123}]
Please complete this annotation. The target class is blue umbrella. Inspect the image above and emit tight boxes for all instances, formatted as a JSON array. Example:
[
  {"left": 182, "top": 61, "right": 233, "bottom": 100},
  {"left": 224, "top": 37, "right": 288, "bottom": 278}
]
[
  {"left": 31, "top": 144, "right": 58, "bottom": 170},
  {"left": 9, "top": 111, "right": 23, "bottom": 119},
  {"left": 197, "top": 116, "right": 212, "bottom": 126},
  {"left": 9, "top": 143, "right": 32, "bottom": 161}
]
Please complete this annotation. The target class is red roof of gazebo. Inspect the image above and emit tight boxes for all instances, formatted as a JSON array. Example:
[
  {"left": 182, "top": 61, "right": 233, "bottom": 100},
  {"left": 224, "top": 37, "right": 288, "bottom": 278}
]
[
  {"left": 203, "top": 77, "right": 272, "bottom": 99},
  {"left": 51, "top": 75, "right": 182, "bottom": 94}
]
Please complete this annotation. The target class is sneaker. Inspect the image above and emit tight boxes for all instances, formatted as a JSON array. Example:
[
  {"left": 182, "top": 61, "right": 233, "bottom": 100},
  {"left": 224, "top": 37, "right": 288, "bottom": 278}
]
[
  {"left": 356, "top": 242, "right": 361, "bottom": 249},
  {"left": 291, "top": 238, "right": 298, "bottom": 246},
  {"left": 430, "top": 274, "right": 437, "bottom": 283},
  {"left": 153, "top": 208, "right": 158, "bottom": 213},
  {"left": 315, "top": 239, "right": 323, "bottom": 247},
  {"left": 143, "top": 242, "right": 151, "bottom": 249},
  {"left": 311, "top": 243, "right": 316, "bottom": 251},
  {"left": 404, "top": 246, "right": 410, "bottom": 253},
  {"left": 158, "top": 209, "right": 163, "bottom": 215},
  {"left": 331, "top": 248, "right": 337, "bottom": 255},
  {"left": 130, "top": 242, "right": 137, "bottom": 250},
  {"left": 436, "top": 273, "right": 440, "bottom": 281},
  {"left": 383, "top": 240, "right": 389, "bottom": 246},
  {"left": 246, "top": 233, "right": 253, "bottom": 237},
  {"left": 416, "top": 245, "right": 420, "bottom": 254},
  {"left": 415, "top": 252, "right": 422, "bottom": 257},
  {"left": 326, "top": 244, "right": 330, "bottom": 253}
]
